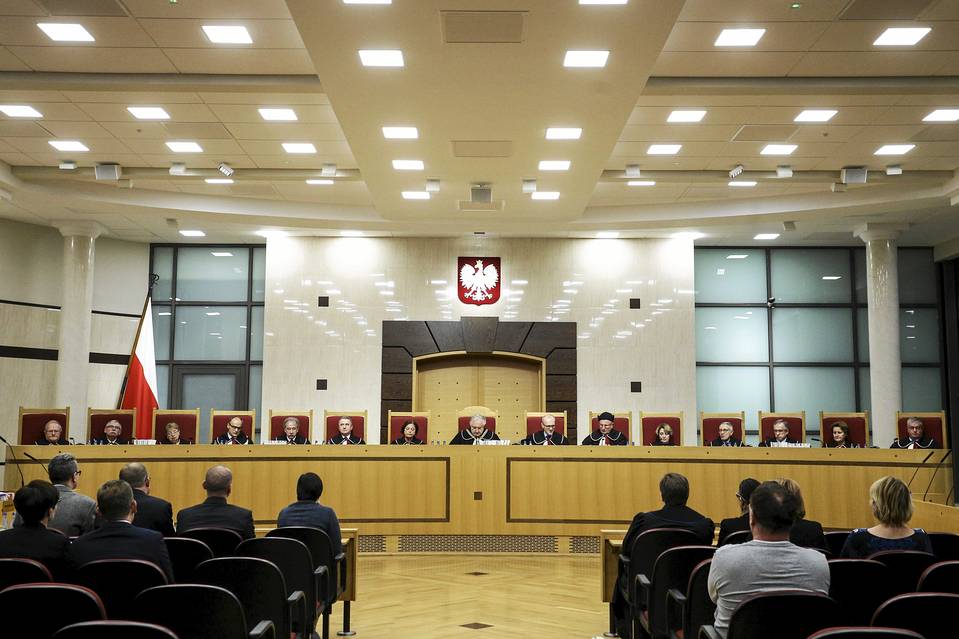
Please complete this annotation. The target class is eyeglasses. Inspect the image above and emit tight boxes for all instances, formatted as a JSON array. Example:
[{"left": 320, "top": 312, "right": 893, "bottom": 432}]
[{"left": 74, "top": 470, "right": 82, "bottom": 476}]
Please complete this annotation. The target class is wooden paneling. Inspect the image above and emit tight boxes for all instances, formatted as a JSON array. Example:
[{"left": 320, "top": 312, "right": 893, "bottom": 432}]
[
  {"left": 425, "top": 321, "right": 465, "bottom": 352},
  {"left": 521, "top": 322, "right": 576, "bottom": 357},
  {"left": 546, "top": 374, "right": 576, "bottom": 402},
  {"left": 381, "top": 347, "right": 412, "bottom": 374},
  {"left": 546, "top": 348, "right": 577, "bottom": 375},
  {"left": 462, "top": 316, "right": 499, "bottom": 353},
  {"left": 380, "top": 373, "right": 412, "bottom": 401},
  {"left": 382, "top": 321, "right": 437, "bottom": 356},
  {"left": 493, "top": 322, "right": 532, "bottom": 353}
]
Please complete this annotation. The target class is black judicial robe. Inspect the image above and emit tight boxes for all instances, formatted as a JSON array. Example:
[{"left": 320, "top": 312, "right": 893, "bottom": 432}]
[
  {"left": 890, "top": 436, "right": 939, "bottom": 450},
  {"left": 520, "top": 430, "right": 567, "bottom": 446},
  {"left": 710, "top": 437, "right": 744, "bottom": 447},
  {"left": 759, "top": 437, "right": 799, "bottom": 447},
  {"left": 391, "top": 437, "right": 425, "bottom": 445},
  {"left": 281, "top": 435, "right": 308, "bottom": 445},
  {"left": 449, "top": 429, "right": 499, "bottom": 445},
  {"left": 651, "top": 438, "right": 676, "bottom": 446},
  {"left": 581, "top": 429, "right": 627, "bottom": 446},
  {"left": 34, "top": 439, "right": 69, "bottom": 446},
  {"left": 90, "top": 437, "right": 130, "bottom": 445},
  {"left": 159, "top": 438, "right": 193, "bottom": 445},
  {"left": 213, "top": 432, "right": 251, "bottom": 445},
  {"left": 327, "top": 434, "right": 365, "bottom": 445},
  {"left": 826, "top": 441, "right": 862, "bottom": 448}
]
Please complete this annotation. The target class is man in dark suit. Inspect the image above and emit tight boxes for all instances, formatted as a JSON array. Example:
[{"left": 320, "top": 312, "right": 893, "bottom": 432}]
[
  {"left": 277, "top": 472, "right": 342, "bottom": 555},
  {"left": 67, "top": 480, "right": 174, "bottom": 582},
  {"left": 119, "top": 462, "right": 175, "bottom": 537},
  {"left": 759, "top": 419, "right": 799, "bottom": 447},
  {"left": 176, "top": 465, "right": 254, "bottom": 540},
  {"left": 34, "top": 419, "right": 69, "bottom": 445},
  {"left": 0, "top": 480, "right": 70, "bottom": 579}
]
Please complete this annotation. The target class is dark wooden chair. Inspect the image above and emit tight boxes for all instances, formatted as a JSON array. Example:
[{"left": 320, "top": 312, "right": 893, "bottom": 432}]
[
  {"left": 699, "top": 590, "right": 840, "bottom": 639},
  {"left": 178, "top": 528, "right": 243, "bottom": 558},
  {"left": 0, "top": 583, "right": 106, "bottom": 638},
  {"left": 0, "top": 557, "right": 52, "bottom": 591},
  {"left": 135, "top": 584, "right": 275, "bottom": 639},
  {"left": 806, "top": 628, "right": 925, "bottom": 639},
  {"left": 928, "top": 532, "right": 959, "bottom": 561},
  {"left": 164, "top": 536, "right": 213, "bottom": 582},
  {"left": 718, "top": 530, "right": 750, "bottom": 547},
  {"left": 637, "top": 545, "right": 715, "bottom": 639},
  {"left": 867, "top": 551, "right": 937, "bottom": 594},
  {"left": 666, "top": 558, "right": 715, "bottom": 639},
  {"left": 871, "top": 592, "right": 959, "bottom": 639},
  {"left": 917, "top": 560, "right": 959, "bottom": 594},
  {"left": 53, "top": 620, "right": 179, "bottom": 639},
  {"left": 827, "top": 559, "right": 893, "bottom": 626},
  {"left": 75, "top": 559, "right": 168, "bottom": 620},
  {"left": 825, "top": 531, "right": 851, "bottom": 557}
]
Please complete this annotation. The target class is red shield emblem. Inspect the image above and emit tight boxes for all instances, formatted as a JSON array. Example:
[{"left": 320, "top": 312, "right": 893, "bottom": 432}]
[{"left": 457, "top": 257, "right": 501, "bottom": 306}]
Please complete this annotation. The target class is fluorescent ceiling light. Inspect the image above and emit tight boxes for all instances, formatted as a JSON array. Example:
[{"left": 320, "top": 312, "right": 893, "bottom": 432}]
[
  {"left": 923, "top": 109, "right": 959, "bottom": 122},
  {"left": 874, "top": 144, "right": 914, "bottom": 156},
  {"left": 402, "top": 191, "right": 430, "bottom": 200},
  {"left": 597, "top": 231, "right": 619, "bottom": 238},
  {"left": 48, "top": 140, "right": 88, "bottom": 152},
  {"left": 392, "top": 159, "right": 424, "bottom": 170},
  {"left": 546, "top": 127, "right": 582, "bottom": 140},
  {"left": 874, "top": 27, "right": 930, "bottom": 46},
  {"left": 37, "top": 23, "right": 94, "bottom": 42},
  {"left": 539, "top": 160, "right": 571, "bottom": 171},
  {"left": 532, "top": 191, "right": 560, "bottom": 200},
  {"left": 343, "top": 0, "right": 391, "bottom": 4},
  {"left": 667, "top": 110, "right": 706, "bottom": 123},
  {"left": 822, "top": 276, "right": 842, "bottom": 281},
  {"left": 726, "top": 254, "right": 748, "bottom": 259},
  {"left": 579, "top": 0, "right": 627, "bottom": 4},
  {"left": 563, "top": 50, "right": 609, "bottom": 68},
  {"left": 179, "top": 230, "right": 206, "bottom": 237},
  {"left": 256, "top": 230, "right": 288, "bottom": 238},
  {"left": 754, "top": 233, "right": 780, "bottom": 240},
  {"left": 729, "top": 180, "right": 757, "bottom": 187},
  {"left": 761, "top": 144, "right": 797, "bottom": 155},
  {"left": 382, "top": 126, "right": 418, "bottom": 139},
  {"left": 202, "top": 25, "right": 252, "bottom": 44},
  {"left": 282, "top": 142, "right": 316, "bottom": 154},
  {"left": 795, "top": 109, "right": 837, "bottom": 122},
  {"left": 340, "top": 230, "right": 363, "bottom": 237},
  {"left": 628, "top": 180, "right": 656, "bottom": 186},
  {"left": 205, "top": 178, "right": 233, "bottom": 184},
  {"left": 359, "top": 49, "right": 404, "bottom": 67},
  {"left": 166, "top": 141, "right": 203, "bottom": 153},
  {"left": 647, "top": 144, "right": 681, "bottom": 155},
  {"left": 714, "top": 28, "right": 765, "bottom": 47},
  {"left": 210, "top": 252, "right": 233, "bottom": 257},
  {"left": 258, "top": 108, "right": 297, "bottom": 121},
  {"left": 205, "top": 311, "right": 221, "bottom": 316},
  {"left": 306, "top": 179, "right": 334, "bottom": 185},
  {"left": 127, "top": 107, "right": 169, "bottom": 120},
  {"left": 673, "top": 231, "right": 705, "bottom": 240},
  {"left": 0, "top": 105, "right": 42, "bottom": 118}
]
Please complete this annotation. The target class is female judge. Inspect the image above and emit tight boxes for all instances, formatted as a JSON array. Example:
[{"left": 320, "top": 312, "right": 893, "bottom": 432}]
[
  {"left": 392, "top": 420, "right": 424, "bottom": 445},
  {"left": 160, "top": 422, "right": 192, "bottom": 445},
  {"left": 651, "top": 423, "right": 676, "bottom": 446},
  {"left": 826, "top": 421, "right": 861, "bottom": 448}
]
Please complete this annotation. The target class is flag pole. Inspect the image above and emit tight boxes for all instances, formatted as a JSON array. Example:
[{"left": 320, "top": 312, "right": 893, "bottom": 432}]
[{"left": 116, "top": 273, "right": 159, "bottom": 408}]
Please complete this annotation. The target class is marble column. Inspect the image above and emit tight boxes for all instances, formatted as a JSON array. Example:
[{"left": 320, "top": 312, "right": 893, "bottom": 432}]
[
  {"left": 54, "top": 221, "right": 104, "bottom": 442},
  {"left": 855, "top": 224, "right": 903, "bottom": 447}
]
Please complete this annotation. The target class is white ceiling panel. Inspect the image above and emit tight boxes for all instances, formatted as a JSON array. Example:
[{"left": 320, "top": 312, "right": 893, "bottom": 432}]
[
  {"left": 120, "top": 138, "right": 245, "bottom": 155},
  {"left": 37, "top": 121, "right": 114, "bottom": 138},
  {"left": 664, "top": 21, "right": 830, "bottom": 52},
  {"left": 136, "top": 18, "right": 305, "bottom": 49},
  {"left": 0, "top": 17, "right": 155, "bottom": 47},
  {"left": 121, "top": 0, "right": 292, "bottom": 20},
  {"left": 652, "top": 52, "right": 805, "bottom": 76},
  {"left": 788, "top": 51, "right": 948, "bottom": 76},
  {"left": 7, "top": 46, "right": 178, "bottom": 73},
  {"left": 163, "top": 49, "right": 315, "bottom": 75},
  {"left": 63, "top": 91, "right": 203, "bottom": 103},
  {"left": 223, "top": 122, "right": 346, "bottom": 141},
  {"left": 0, "top": 46, "right": 30, "bottom": 71},
  {"left": 206, "top": 104, "right": 338, "bottom": 124},
  {"left": 811, "top": 21, "right": 959, "bottom": 52},
  {"left": 197, "top": 92, "right": 328, "bottom": 105},
  {"left": 678, "top": 0, "right": 849, "bottom": 21},
  {"left": 75, "top": 102, "right": 219, "bottom": 122},
  {"left": 0, "top": 121, "right": 53, "bottom": 136}
]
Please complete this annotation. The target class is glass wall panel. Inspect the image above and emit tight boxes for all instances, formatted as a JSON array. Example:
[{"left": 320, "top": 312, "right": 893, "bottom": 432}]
[
  {"left": 694, "top": 249, "right": 767, "bottom": 303},
  {"left": 696, "top": 366, "right": 770, "bottom": 434},
  {"left": 176, "top": 247, "right": 250, "bottom": 301},
  {"left": 854, "top": 249, "right": 867, "bottom": 304},
  {"left": 902, "top": 367, "right": 943, "bottom": 412},
  {"left": 153, "top": 306, "right": 171, "bottom": 361},
  {"left": 249, "top": 364, "right": 262, "bottom": 438},
  {"left": 252, "top": 248, "right": 266, "bottom": 302},
  {"left": 156, "top": 364, "right": 169, "bottom": 410},
  {"left": 771, "top": 249, "right": 851, "bottom": 303},
  {"left": 858, "top": 367, "right": 870, "bottom": 414},
  {"left": 772, "top": 308, "right": 853, "bottom": 362},
  {"left": 901, "top": 308, "right": 940, "bottom": 363},
  {"left": 174, "top": 306, "right": 247, "bottom": 360},
  {"left": 898, "top": 249, "right": 937, "bottom": 304},
  {"left": 696, "top": 308, "right": 768, "bottom": 362},
  {"left": 152, "top": 247, "right": 174, "bottom": 302},
  {"left": 773, "top": 367, "right": 856, "bottom": 433},
  {"left": 182, "top": 373, "right": 236, "bottom": 444},
  {"left": 857, "top": 308, "right": 869, "bottom": 363},
  {"left": 250, "top": 307, "right": 264, "bottom": 361}
]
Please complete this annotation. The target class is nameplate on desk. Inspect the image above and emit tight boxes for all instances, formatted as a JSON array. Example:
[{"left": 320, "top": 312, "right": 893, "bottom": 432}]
[
  {"left": 133, "top": 439, "right": 157, "bottom": 446},
  {"left": 262, "top": 440, "right": 289, "bottom": 446},
  {"left": 769, "top": 442, "right": 811, "bottom": 448},
  {"left": 476, "top": 439, "right": 511, "bottom": 446}
]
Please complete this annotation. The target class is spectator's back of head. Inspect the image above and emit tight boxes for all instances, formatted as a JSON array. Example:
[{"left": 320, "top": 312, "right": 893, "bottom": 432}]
[
  {"left": 14, "top": 480, "right": 59, "bottom": 525},
  {"left": 659, "top": 472, "right": 690, "bottom": 507},
  {"left": 749, "top": 481, "right": 799, "bottom": 535},
  {"left": 776, "top": 478, "right": 807, "bottom": 519},
  {"left": 870, "top": 476, "right": 913, "bottom": 527},
  {"left": 737, "top": 478, "right": 760, "bottom": 511},
  {"left": 203, "top": 465, "right": 233, "bottom": 496},
  {"left": 47, "top": 453, "right": 77, "bottom": 485},
  {"left": 119, "top": 462, "right": 148, "bottom": 489},
  {"left": 97, "top": 479, "right": 134, "bottom": 521},
  {"left": 296, "top": 472, "right": 324, "bottom": 501}
]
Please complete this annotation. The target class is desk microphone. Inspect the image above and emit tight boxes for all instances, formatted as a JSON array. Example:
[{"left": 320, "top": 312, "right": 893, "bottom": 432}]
[
  {"left": 922, "top": 448, "right": 953, "bottom": 502},
  {"left": 0, "top": 434, "right": 25, "bottom": 488}
]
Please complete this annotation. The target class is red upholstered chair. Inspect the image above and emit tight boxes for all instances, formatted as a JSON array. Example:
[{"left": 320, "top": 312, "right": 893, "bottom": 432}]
[
  {"left": 640, "top": 412, "right": 683, "bottom": 446},
  {"left": 895, "top": 411, "right": 947, "bottom": 448},
  {"left": 821, "top": 412, "right": 869, "bottom": 448},
  {"left": 268, "top": 409, "right": 314, "bottom": 444},
  {"left": 88, "top": 409, "right": 135, "bottom": 444},
  {"left": 700, "top": 412, "right": 744, "bottom": 447},
  {"left": 457, "top": 406, "right": 498, "bottom": 433},
  {"left": 388, "top": 411, "right": 430, "bottom": 444},
  {"left": 525, "top": 411, "right": 566, "bottom": 435},
  {"left": 211, "top": 410, "right": 255, "bottom": 445},
  {"left": 19, "top": 406, "right": 70, "bottom": 445},
  {"left": 152, "top": 409, "right": 199, "bottom": 445},
  {"left": 324, "top": 410, "right": 368, "bottom": 442},
  {"left": 588, "top": 411, "right": 631, "bottom": 442}
]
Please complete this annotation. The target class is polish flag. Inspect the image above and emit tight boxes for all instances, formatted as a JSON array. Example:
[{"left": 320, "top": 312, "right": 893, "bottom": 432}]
[{"left": 120, "top": 297, "right": 159, "bottom": 438}]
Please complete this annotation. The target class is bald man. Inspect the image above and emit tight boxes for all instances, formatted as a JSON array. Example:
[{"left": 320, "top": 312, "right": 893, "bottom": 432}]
[
  {"left": 34, "top": 420, "right": 68, "bottom": 446},
  {"left": 175, "top": 465, "right": 254, "bottom": 539},
  {"left": 521, "top": 414, "right": 568, "bottom": 446},
  {"left": 213, "top": 416, "right": 251, "bottom": 445}
]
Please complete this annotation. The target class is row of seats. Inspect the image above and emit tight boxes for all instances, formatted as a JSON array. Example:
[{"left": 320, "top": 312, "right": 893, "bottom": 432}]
[{"left": 720, "top": 529, "right": 959, "bottom": 560}]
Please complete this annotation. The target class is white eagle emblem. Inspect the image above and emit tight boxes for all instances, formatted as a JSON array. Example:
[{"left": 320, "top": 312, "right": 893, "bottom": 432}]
[{"left": 459, "top": 259, "right": 499, "bottom": 302}]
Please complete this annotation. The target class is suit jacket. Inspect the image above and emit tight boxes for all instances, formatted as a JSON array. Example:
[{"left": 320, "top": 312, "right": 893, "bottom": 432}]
[
  {"left": 67, "top": 520, "right": 174, "bottom": 582},
  {"left": 327, "top": 434, "right": 365, "bottom": 445},
  {"left": 49, "top": 485, "right": 97, "bottom": 537},
  {"left": 213, "top": 432, "right": 250, "bottom": 445},
  {"left": 710, "top": 437, "right": 744, "bottom": 447},
  {"left": 391, "top": 437, "right": 425, "bottom": 445},
  {"left": 581, "top": 429, "right": 628, "bottom": 446},
  {"left": 159, "top": 438, "right": 193, "bottom": 445},
  {"left": 622, "top": 504, "right": 716, "bottom": 553},
  {"left": 718, "top": 512, "right": 750, "bottom": 545},
  {"left": 759, "top": 437, "right": 799, "bottom": 447},
  {"left": 90, "top": 438, "right": 130, "bottom": 445},
  {"left": 34, "top": 439, "right": 69, "bottom": 446},
  {"left": 132, "top": 489, "right": 175, "bottom": 537},
  {"left": 0, "top": 523, "right": 70, "bottom": 580},
  {"left": 716, "top": 516, "right": 827, "bottom": 550},
  {"left": 521, "top": 430, "right": 568, "bottom": 446},
  {"left": 176, "top": 496, "right": 254, "bottom": 540},
  {"left": 277, "top": 500, "right": 343, "bottom": 556}
]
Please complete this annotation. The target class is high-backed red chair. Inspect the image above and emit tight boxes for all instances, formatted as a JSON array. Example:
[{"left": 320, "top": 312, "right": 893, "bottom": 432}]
[
  {"left": 640, "top": 412, "right": 683, "bottom": 446},
  {"left": 268, "top": 409, "right": 314, "bottom": 444},
  {"left": 211, "top": 410, "right": 255, "bottom": 444},
  {"left": 19, "top": 406, "right": 70, "bottom": 445},
  {"left": 457, "top": 406, "right": 497, "bottom": 433},
  {"left": 88, "top": 409, "right": 135, "bottom": 444},
  {"left": 759, "top": 411, "right": 806, "bottom": 444},
  {"left": 152, "top": 409, "right": 199, "bottom": 444},
  {"left": 588, "top": 410, "right": 631, "bottom": 441},
  {"left": 324, "top": 410, "right": 367, "bottom": 442},
  {"left": 822, "top": 412, "right": 869, "bottom": 448},
  {"left": 388, "top": 411, "right": 430, "bottom": 444},
  {"left": 895, "top": 411, "right": 947, "bottom": 449},
  {"left": 700, "top": 412, "right": 744, "bottom": 446},
  {"left": 525, "top": 411, "right": 566, "bottom": 435}
]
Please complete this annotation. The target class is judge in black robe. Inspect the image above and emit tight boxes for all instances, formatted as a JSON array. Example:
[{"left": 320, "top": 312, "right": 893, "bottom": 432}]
[
  {"left": 890, "top": 417, "right": 940, "bottom": 449},
  {"left": 279, "top": 416, "right": 308, "bottom": 444},
  {"left": 758, "top": 419, "right": 798, "bottom": 447},
  {"left": 90, "top": 419, "right": 130, "bottom": 445},
  {"left": 581, "top": 411, "right": 627, "bottom": 446},
  {"left": 824, "top": 421, "right": 862, "bottom": 448},
  {"left": 650, "top": 422, "right": 676, "bottom": 446},
  {"left": 34, "top": 420, "right": 68, "bottom": 446},
  {"left": 520, "top": 414, "right": 567, "bottom": 445},
  {"left": 709, "top": 421, "right": 744, "bottom": 447},
  {"left": 213, "top": 416, "right": 251, "bottom": 445},
  {"left": 392, "top": 420, "right": 425, "bottom": 445},
  {"left": 327, "top": 416, "right": 366, "bottom": 445},
  {"left": 450, "top": 414, "right": 500, "bottom": 445},
  {"left": 158, "top": 422, "right": 192, "bottom": 445}
]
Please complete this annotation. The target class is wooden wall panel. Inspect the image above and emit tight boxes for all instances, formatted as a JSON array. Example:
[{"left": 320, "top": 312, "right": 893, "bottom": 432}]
[
  {"left": 493, "top": 322, "right": 532, "bottom": 353},
  {"left": 425, "top": 321, "right": 465, "bottom": 352},
  {"left": 382, "top": 347, "right": 413, "bottom": 374},
  {"left": 382, "top": 321, "right": 437, "bottom": 356}
]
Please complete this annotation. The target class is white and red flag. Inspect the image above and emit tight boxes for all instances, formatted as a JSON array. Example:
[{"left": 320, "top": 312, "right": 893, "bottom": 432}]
[{"left": 120, "top": 296, "right": 159, "bottom": 438}]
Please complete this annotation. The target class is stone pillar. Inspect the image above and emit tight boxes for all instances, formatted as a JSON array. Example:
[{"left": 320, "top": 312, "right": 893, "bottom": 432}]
[
  {"left": 855, "top": 224, "right": 903, "bottom": 447},
  {"left": 53, "top": 221, "right": 104, "bottom": 442}
]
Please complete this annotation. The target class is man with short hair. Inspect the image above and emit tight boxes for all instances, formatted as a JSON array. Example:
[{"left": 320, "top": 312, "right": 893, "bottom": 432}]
[
  {"left": 710, "top": 421, "right": 744, "bottom": 447},
  {"left": 707, "top": 481, "right": 830, "bottom": 638},
  {"left": 67, "top": 480, "right": 174, "bottom": 582},
  {"left": 281, "top": 417, "right": 307, "bottom": 445},
  {"left": 449, "top": 414, "right": 500, "bottom": 445},
  {"left": 34, "top": 419, "right": 68, "bottom": 446},
  {"left": 759, "top": 419, "right": 798, "bottom": 447},
  {"left": 91, "top": 419, "right": 129, "bottom": 445},
  {"left": 891, "top": 416, "right": 940, "bottom": 449},
  {"left": 582, "top": 411, "right": 628, "bottom": 445},
  {"left": 214, "top": 416, "right": 251, "bottom": 445},
  {"left": 0, "top": 480, "right": 70, "bottom": 579},
  {"left": 327, "top": 417, "right": 365, "bottom": 445},
  {"left": 119, "top": 462, "right": 175, "bottom": 537},
  {"left": 521, "top": 414, "right": 568, "bottom": 446},
  {"left": 15, "top": 453, "right": 96, "bottom": 536},
  {"left": 175, "top": 465, "right": 254, "bottom": 539},
  {"left": 277, "top": 472, "right": 343, "bottom": 555}
]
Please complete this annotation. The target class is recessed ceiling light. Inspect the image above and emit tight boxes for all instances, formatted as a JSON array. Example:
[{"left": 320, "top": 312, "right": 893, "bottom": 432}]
[
  {"left": 597, "top": 231, "right": 619, "bottom": 238},
  {"left": 392, "top": 159, "right": 424, "bottom": 170},
  {"left": 37, "top": 23, "right": 94, "bottom": 42},
  {"left": 923, "top": 109, "right": 959, "bottom": 122},
  {"left": 647, "top": 144, "right": 681, "bottom": 155},
  {"left": 48, "top": 140, "right": 88, "bottom": 152},
  {"left": 754, "top": 233, "right": 780, "bottom": 240},
  {"left": 210, "top": 251, "right": 233, "bottom": 257},
  {"left": 761, "top": 144, "right": 797, "bottom": 155},
  {"left": 402, "top": 191, "right": 430, "bottom": 200},
  {"left": 874, "top": 27, "right": 930, "bottom": 46},
  {"left": 306, "top": 179, "right": 335, "bottom": 185},
  {"left": 256, "top": 230, "right": 288, "bottom": 238},
  {"left": 538, "top": 160, "right": 571, "bottom": 171},
  {"left": 546, "top": 127, "right": 582, "bottom": 140},
  {"left": 673, "top": 231, "right": 705, "bottom": 240},
  {"left": 359, "top": 50, "right": 404, "bottom": 67},
  {"left": 795, "top": 109, "right": 837, "bottom": 123},
  {"left": 822, "top": 276, "right": 842, "bottom": 281},
  {"left": 166, "top": 141, "right": 203, "bottom": 153},
  {"left": 667, "top": 110, "right": 706, "bottom": 123},
  {"left": 205, "top": 178, "right": 233, "bottom": 184},
  {"left": 340, "top": 230, "right": 364, "bottom": 237},
  {"left": 726, "top": 254, "right": 748, "bottom": 259},
  {"left": 0, "top": 105, "right": 42, "bottom": 118},
  {"left": 628, "top": 180, "right": 656, "bottom": 186},
  {"left": 282, "top": 142, "right": 316, "bottom": 154},
  {"left": 127, "top": 107, "right": 170, "bottom": 120},
  {"left": 579, "top": 0, "right": 628, "bottom": 4},
  {"left": 382, "top": 126, "right": 418, "bottom": 139},
  {"left": 258, "top": 108, "right": 297, "bottom": 121},
  {"left": 729, "top": 180, "right": 758, "bottom": 187},
  {"left": 179, "top": 230, "right": 206, "bottom": 237},
  {"left": 563, "top": 50, "right": 609, "bottom": 68},
  {"left": 202, "top": 25, "right": 252, "bottom": 44},
  {"left": 343, "top": 0, "right": 391, "bottom": 4},
  {"left": 874, "top": 144, "right": 914, "bottom": 156},
  {"left": 714, "top": 28, "right": 765, "bottom": 47},
  {"left": 532, "top": 191, "right": 560, "bottom": 200}
]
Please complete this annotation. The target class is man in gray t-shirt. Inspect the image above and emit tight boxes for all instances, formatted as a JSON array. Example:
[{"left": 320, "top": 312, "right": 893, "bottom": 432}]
[{"left": 707, "top": 481, "right": 829, "bottom": 637}]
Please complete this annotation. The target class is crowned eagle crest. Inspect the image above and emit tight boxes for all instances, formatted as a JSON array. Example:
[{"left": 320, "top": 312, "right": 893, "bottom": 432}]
[{"left": 459, "top": 259, "right": 499, "bottom": 303}]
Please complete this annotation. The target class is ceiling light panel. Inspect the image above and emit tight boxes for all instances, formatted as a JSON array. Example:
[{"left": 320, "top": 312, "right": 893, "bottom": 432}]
[
  {"left": 714, "top": 28, "right": 765, "bottom": 47},
  {"left": 127, "top": 107, "right": 170, "bottom": 120},
  {"left": 48, "top": 140, "right": 88, "bottom": 152},
  {"left": 647, "top": 144, "right": 681, "bottom": 155},
  {"left": 874, "top": 27, "right": 930, "bottom": 46},
  {"left": 628, "top": 181, "right": 656, "bottom": 186},
  {"left": 202, "top": 25, "right": 252, "bottom": 44},
  {"left": 754, "top": 233, "right": 780, "bottom": 240},
  {"left": 383, "top": 126, "right": 418, "bottom": 139},
  {"left": 0, "top": 105, "right": 42, "bottom": 118},
  {"left": 539, "top": 160, "right": 571, "bottom": 171},
  {"left": 259, "top": 108, "right": 297, "bottom": 121},
  {"left": 359, "top": 50, "right": 404, "bottom": 67},
  {"left": 729, "top": 180, "right": 757, "bottom": 187},
  {"left": 761, "top": 144, "right": 797, "bottom": 155},
  {"left": 795, "top": 109, "right": 837, "bottom": 122},
  {"left": 667, "top": 110, "right": 706, "bottom": 123},
  {"left": 166, "top": 141, "right": 203, "bottom": 153},
  {"left": 402, "top": 191, "right": 430, "bottom": 200},
  {"left": 306, "top": 179, "right": 335, "bottom": 185},
  {"left": 179, "top": 230, "right": 206, "bottom": 237},
  {"left": 563, "top": 50, "right": 609, "bottom": 67},
  {"left": 37, "top": 23, "right": 94, "bottom": 42},
  {"left": 532, "top": 191, "right": 560, "bottom": 200},
  {"left": 392, "top": 159, "right": 424, "bottom": 170},
  {"left": 205, "top": 178, "right": 233, "bottom": 184},
  {"left": 282, "top": 142, "right": 317, "bottom": 154},
  {"left": 874, "top": 144, "right": 915, "bottom": 155},
  {"left": 923, "top": 109, "right": 959, "bottom": 122},
  {"left": 546, "top": 127, "right": 582, "bottom": 140}
]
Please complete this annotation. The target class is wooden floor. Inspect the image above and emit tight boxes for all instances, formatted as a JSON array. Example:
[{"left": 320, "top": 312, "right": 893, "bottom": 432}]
[{"left": 326, "top": 554, "right": 607, "bottom": 638}]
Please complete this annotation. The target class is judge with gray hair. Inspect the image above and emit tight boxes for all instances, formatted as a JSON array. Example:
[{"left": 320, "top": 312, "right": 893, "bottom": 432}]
[{"left": 449, "top": 414, "right": 500, "bottom": 445}]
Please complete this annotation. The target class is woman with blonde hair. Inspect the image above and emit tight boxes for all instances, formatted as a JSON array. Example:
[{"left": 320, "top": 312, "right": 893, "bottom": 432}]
[{"left": 840, "top": 475, "right": 934, "bottom": 558}]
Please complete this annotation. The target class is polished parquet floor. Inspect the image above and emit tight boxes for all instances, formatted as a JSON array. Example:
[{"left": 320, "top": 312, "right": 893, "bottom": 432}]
[{"left": 326, "top": 554, "right": 607, "bottom": 638}]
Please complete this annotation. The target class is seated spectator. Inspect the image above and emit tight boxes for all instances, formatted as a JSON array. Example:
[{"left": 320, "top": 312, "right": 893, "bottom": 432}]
[
  {"left": 213, "top": 416, "right": 250, "bottom": 445},
  {"left": 718, "top": 478, "right": 760, "bottom": 544},
  {"left": 119, "top": 462, "right": 175, "bottom": 537},
  {"left": 826, "top": 421, "right": 861, "bottom": 448},
  {"left": 840, "top": 475, "right": 933, "bottom": 558},
  {"left": 777, "top": 478, "right": 827, "bottom": 551},
  {"left": 277, "top": 472, "right": 343, "bottom": 556},
  {"left": 0, "top": 480, "right": 70, "bottom": 579},
  {"left": 159, "top": 422, "right": 192, "bottom": 445},
  {"left": 15, "top": 453, "right": 96, "bottom": 536},
  {"left": 67, "top": 480, "right": 174, "bottom": 582},
  {"left": 90, "top": 419, "right": 129, "bottom": 446},
  {"left": 708, "top": 481, "right": 830, "bottom": 638},
  {"left": 176, "top": 465, "right": 254, "bottom": 540},
  {"left": 890, "top": 416, "right": 940, "bottom": 450},
  {"left": 651, "top": 422, "right": 676, "bottom": 446},
  {"left": 391, "top": 420, "right": 425, "bottom": 446},
  {"left": 582, "top": 411, "right": 628, "bottom": 446},
  {"left": 520, "top": 414, "right": 567, "bottom": 446},
  {"left": 34, "top": 419, "right": 68, "bottom": 446},
  {"left": 759, "top": 419, "right": 798, "bottom": 447}
]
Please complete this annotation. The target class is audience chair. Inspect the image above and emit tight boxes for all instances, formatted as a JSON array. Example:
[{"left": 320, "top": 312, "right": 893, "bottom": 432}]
[
  {"left": 195, "top": 557, "right": 306, "bottom": 639},
  {"left": 825, "top": 531, "right": 851, "bottom": 558},
  {"left": 806, "top": 629, "right": 924, "bottom": 639},
  {"left": 718, "top": 530, "right": 750, "bottom": 547},
  {"left": 827, "top": 559, "right": 893, "bottom": 626},
  {"left": 75, "top": 559, "right": 168, "bottom": 620},
  {"left": 666, "top": 558, "right": 715, "bottom": 639},
  {"left": 928, "top": 532, "right": 959, "bottom": 560},
  {"left": 636, "top": 545, "right": 715, "bottom": 639},
  {"left": 699, "top": 590, "right": 840, "bottom": 639},
  {"left": 0, "top": 583, "right": 105, "bottom": 638},
  {"left": 867, "top": 551, "right": 937, "bottom": 594},
  {"left": 0, "top": 557, "right": 52, "bottom": 591},
  {"left": 871, "top": 592, "right": 959, "bottom": 639},
  {"left": 135, "top": 584, "right": 275, "bottom": 639},
  {"left": 179, "top": 527, "right": 243, "bottom": 558},
  {"left": 917, "top": 560, "right": 959, "bottom": 594},
  {"left": 53, "top": 621, "right": 179, "bottom": 639},
  {"left": 267, "top": 526, "right": 346, "bottom": 603},
  {"left": 164, "top": 537, "right": 213, "bottom": 583}
]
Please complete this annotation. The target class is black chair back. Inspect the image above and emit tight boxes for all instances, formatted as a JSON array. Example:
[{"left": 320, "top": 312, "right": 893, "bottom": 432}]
[
  {"left": 178, "top": 528, "right": 242, "bottom": 558},
  {"left": 827, "top": 559, "right": 893, "bottom": 625},
  {"left": 628, "top": 528, "right": 703, "bottom": 604},
  {"left": 0, "top": 583, "right": 105, "bottom": 638},
  {"left": 236, "top": 537, "right": 320, "bottom": 633},
  {"left": 871, "top": 592, "right": 959, "bottom": 639},
  {"left": 806, "top": 628, "right": 925, "bottom": 639},
  {"left": 725, "top": 590, "right": 840, "bottom": 639},
  {"left": 165, "top": 537, "right": 213, "bottom": 582},
  {"left": 76, "top": 559, "right": 168, "bottom": 620},
  {"left": 917, "top": 560, "right": 959, "bottom": 594},
  {"left": 825, "top": 531, "right": 851, "bottom": 557},
  {"left": 0, "top": 557, "right": 52, "bottom": 591},
  {"left": 867, "top": 551, "right": 937, "bottom": 594},
  {"left": 719, "top": 530, "right": 750, "bottom": 547},
  {"left": 267, "top": 525, "right": 342, "bottom": 604},
  {"left": 135, "top": 584, "right": 274, "bottom": 639},
  {"left": 53, "top": 620, "right": 178, "bottom": 639},
  {"left": 642, "top": 545, "right": 714, "bottom": 639},
  {"left": 928, "top": 532, "right": 959, "bottom": 560},
  {"left": 683, "top": 559, "right": 715, "bottom": 639}
]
